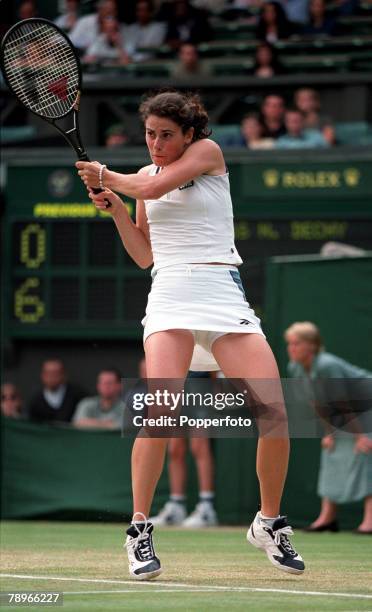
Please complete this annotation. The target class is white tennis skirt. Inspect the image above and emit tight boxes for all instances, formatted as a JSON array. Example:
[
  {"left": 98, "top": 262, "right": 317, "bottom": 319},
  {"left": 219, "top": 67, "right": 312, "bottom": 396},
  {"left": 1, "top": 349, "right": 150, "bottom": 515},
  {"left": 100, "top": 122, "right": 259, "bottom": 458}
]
[{"left": 142, "top": 264, "right": 265, "bottom": 371}]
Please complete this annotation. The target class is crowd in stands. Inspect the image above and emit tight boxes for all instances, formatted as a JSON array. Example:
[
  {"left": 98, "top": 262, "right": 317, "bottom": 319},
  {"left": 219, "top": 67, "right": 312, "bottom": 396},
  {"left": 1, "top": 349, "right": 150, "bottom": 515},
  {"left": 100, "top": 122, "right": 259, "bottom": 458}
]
[
  {"left": 2, "top": 1, "right": 370, "bottom": 149},
  {"left": 9, "top": 0, "right": 369, "bottom": 69},
  {"left": 105, "top": 88, "right": 336, "bottom": 149},
  {"left": 1, "top": 358, "right": 126, "bottom": 430}
]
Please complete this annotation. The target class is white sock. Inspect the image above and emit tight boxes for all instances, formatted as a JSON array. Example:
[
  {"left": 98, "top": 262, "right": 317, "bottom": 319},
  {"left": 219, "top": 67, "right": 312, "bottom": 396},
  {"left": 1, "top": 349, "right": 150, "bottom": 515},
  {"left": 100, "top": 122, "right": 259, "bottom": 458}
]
[
  {"left": 199, "top": 491, "right": 214, "bottom": 504},
  {"left": 259, "top": 512, "right": 280, "bottom": 527},
  {"left": 170, "top": 494, "right": 186, "bottom": 504}
]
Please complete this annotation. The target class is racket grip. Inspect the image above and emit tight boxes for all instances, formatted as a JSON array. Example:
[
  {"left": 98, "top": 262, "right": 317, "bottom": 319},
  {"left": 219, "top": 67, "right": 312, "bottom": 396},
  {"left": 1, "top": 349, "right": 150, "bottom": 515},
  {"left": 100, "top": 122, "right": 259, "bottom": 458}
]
[{"left": 78, "top": 152, "right": 111, "bottom": 207}]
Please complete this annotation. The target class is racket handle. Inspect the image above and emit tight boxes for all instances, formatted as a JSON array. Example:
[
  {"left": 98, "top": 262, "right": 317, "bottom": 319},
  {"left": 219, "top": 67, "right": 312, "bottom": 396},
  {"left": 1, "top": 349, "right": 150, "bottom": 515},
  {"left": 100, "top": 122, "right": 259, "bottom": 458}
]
[{"left": 78, "top": 152, "right": 111, "bottom": 207}]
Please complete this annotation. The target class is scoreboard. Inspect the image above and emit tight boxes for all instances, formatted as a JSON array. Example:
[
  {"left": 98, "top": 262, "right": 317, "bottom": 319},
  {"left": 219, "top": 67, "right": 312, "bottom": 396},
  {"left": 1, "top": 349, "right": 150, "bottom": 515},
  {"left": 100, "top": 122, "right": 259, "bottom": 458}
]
[{"left": 3, "top": 150, "right": 372, "bottom": 340}]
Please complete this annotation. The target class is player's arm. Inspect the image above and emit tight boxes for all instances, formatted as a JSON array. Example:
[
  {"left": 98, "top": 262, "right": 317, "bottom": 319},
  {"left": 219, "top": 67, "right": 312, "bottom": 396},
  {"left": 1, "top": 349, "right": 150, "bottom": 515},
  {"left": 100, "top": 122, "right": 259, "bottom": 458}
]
[
  {"left": 76, "top": 139, "right": 224, "bottom": 200},
  {"left": 89, "top": 166, "right": 153, "bottom": 269}
]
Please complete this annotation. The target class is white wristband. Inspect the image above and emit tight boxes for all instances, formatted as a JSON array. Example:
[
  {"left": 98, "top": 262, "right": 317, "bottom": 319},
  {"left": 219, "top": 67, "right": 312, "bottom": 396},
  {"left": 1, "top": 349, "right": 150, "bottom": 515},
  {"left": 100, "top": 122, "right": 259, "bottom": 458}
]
[{"left": 99, "top": 164, "right": 107, "bottom": 190}]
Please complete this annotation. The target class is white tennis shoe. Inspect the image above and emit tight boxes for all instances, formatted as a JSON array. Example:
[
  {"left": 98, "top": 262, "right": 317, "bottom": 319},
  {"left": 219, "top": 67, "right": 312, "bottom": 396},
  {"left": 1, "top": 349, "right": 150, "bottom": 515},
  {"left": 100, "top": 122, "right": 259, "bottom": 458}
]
[
  {"left": 247, "top": 512, "right": 305, "bottom": 574},
  {"left": 150, "top": 501, "right": 187, "bottom": 526},
  {"left": 125, "top": 515, "right": 162, "bottom": 580},
  {"left": 182, "top": 501, "right": 218, "bottom": 528}
]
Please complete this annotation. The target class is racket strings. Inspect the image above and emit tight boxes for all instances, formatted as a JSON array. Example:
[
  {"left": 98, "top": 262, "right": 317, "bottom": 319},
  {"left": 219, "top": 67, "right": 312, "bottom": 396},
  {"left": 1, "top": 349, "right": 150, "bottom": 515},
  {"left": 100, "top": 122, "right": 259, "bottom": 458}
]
[{"left": 3, "top": 21, "right": 79, "bottom": 119}]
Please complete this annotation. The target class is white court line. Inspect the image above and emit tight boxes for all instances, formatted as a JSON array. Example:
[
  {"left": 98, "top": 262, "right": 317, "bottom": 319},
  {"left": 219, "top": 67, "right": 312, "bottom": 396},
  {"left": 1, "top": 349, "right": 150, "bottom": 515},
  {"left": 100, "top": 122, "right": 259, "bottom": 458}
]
[
  {"left": 65, "top": 590, "right": 225, "bottom": 594},
  {"left": 1, "top": 574, "right": 372, "bottom": 600}
]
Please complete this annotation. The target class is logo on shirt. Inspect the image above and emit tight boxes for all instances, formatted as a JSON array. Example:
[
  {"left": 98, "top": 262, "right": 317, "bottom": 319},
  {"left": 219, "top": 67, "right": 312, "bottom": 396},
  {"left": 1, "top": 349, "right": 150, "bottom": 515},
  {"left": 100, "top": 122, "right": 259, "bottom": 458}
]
[{"left": 178, "top": 180, "right": 194, "bottom": 190}]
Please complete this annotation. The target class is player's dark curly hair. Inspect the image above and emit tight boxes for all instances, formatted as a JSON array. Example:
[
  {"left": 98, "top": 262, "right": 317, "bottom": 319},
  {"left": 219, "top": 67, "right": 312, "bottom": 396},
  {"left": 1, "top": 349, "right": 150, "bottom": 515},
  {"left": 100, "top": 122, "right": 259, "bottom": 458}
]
[{"left": 139, "top": 90, "right": 211, "bottom": 142}]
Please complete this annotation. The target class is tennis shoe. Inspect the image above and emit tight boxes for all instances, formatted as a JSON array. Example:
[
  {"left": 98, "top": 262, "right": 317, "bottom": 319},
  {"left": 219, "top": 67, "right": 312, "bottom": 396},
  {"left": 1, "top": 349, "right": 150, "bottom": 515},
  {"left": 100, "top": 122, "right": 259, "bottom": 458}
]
[
  {"left": 247, "top": 512, "right": 305, "bottom": 574},
  {"left": 150, "top": 501, "right": 186, "bottom": 526},
  {"left": 182, "top": 501, "right": 218, "bottom": 528},
  {"left": 125, "top": 516, "right": 162, "bottom": 580}
]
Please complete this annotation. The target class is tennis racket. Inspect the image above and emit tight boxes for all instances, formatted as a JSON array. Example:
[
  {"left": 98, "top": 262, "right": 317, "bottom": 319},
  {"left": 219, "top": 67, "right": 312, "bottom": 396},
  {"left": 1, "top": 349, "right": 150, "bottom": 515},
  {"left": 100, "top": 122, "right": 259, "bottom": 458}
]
[{"left": 0, "top": 18, "right": 107, "bottom": 199}]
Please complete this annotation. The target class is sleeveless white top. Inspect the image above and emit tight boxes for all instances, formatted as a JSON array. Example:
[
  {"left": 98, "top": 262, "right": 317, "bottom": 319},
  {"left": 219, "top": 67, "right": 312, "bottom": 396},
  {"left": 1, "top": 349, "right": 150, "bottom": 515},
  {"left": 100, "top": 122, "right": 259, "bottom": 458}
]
[{"left": 144, "top": 165, "right": 243, "bottom": 271}]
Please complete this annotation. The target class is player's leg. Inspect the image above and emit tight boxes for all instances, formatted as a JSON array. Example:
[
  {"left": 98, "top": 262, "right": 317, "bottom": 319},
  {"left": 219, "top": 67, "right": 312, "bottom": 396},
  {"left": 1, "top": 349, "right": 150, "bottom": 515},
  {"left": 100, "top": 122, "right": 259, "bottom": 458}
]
[
  {"left": 212, "top": 332, "right": 304, "bottom": 574},
  {"left": 126, "top": 330, "right": 194, "bottom": 580},
  {"left": 151, "top": 438, "right": 188, "bottom": 525},
  {"left": 183, "top": 438, "right": 218, "bottom": 527}
]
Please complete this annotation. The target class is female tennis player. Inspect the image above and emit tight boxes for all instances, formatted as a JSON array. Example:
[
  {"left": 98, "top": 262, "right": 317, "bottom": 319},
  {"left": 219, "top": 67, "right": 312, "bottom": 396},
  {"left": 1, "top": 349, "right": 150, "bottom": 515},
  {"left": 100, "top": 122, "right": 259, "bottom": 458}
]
[{"left": 76, "top": 90, "right": 305, "bottom": 580}]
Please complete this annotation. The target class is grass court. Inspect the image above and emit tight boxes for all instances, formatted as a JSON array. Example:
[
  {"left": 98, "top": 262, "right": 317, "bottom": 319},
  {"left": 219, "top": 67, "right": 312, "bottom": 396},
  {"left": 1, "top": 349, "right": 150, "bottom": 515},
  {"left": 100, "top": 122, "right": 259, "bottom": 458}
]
[{"left": 1, "top": 521, "right": 371, "bottom": 611}]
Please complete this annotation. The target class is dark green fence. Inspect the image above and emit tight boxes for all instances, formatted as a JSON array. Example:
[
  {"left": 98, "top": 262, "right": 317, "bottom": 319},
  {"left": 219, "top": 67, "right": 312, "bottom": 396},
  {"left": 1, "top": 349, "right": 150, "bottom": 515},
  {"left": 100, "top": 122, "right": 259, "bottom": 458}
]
[{"left": 1, "top": 418, "right": 363, "bottom": 528}]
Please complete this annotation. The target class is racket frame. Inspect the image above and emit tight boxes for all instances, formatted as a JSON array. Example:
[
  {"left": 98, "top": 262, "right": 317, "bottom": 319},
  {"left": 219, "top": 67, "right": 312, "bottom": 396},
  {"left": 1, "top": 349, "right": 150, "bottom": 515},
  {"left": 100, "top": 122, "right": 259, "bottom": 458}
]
[{"left": 1, "top": 17, "right": 89, "bottom": 161}]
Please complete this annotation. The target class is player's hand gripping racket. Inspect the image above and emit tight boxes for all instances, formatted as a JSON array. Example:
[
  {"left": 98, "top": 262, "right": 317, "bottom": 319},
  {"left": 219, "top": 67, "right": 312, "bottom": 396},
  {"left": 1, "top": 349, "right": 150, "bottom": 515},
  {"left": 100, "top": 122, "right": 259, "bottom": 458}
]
[{"left": 0, "top": 18, "right": 110, "bottom": 204}]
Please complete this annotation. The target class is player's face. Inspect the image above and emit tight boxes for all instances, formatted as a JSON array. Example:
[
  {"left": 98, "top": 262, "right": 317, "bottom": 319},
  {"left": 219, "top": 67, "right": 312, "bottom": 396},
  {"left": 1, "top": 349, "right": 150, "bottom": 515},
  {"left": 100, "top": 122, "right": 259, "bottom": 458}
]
[
  {"left": 286, "top": 333, "right": 314, "bottom": 364},
  {"left": 145, "top": 115, "right": 194, "bottom": 166}
]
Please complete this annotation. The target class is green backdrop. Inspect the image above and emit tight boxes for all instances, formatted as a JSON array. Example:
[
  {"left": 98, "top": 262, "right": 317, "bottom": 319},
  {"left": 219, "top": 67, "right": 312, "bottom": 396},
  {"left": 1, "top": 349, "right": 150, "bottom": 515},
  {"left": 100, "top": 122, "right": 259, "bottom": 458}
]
[
  {"left": 1, "top": 418, "right": 363, "bottom": 528},
  {"left": 265, "top": 255, "right": 372, "bottom": 374}
]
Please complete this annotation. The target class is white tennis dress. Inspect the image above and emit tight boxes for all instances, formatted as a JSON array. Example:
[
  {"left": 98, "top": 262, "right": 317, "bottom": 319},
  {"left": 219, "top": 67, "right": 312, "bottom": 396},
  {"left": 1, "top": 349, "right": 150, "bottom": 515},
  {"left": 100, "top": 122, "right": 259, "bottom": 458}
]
[{"left": 142, "top": 164, "right": 264, "bottom": 371}]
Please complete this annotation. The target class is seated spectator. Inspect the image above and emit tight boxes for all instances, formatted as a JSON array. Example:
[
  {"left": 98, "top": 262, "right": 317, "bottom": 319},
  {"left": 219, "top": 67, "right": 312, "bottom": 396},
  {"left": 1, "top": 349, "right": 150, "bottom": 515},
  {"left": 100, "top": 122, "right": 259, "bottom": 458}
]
[
  {"left": 54, "top": 0, "right": 80, "bottom": 33},
  {"left": 240, "top": 113, "right": 275, "bottom": 149},
  {"left": 1, "top": 383, "right": 23, "bottom": 419},
  {"left": 124, "top": 0, "right": 166, "bottom": 62},
  {"left": 161, "top": 0, "right": 213, "bottom": 49},
  {"left": 279, "top": 0, "right": 310, "bottom": 25},
  {"left": 28, "top": 359, "right": 84, "bottom": 423},
  {"left": 69, "top": 0, "right": 120, "bottom": 52},
  {"left": 256, "top": 1, "right": 293, "bottom": 43},
  {"left": 105, "top": 123, "right": 129, "bottom": 147},
  {"left": 294, "top": 87, "right": 337, "bottom": 145},
  {"left": 302, "top": 0, "right": 337, "bottom": 35},
  {"left": 73, "top": 368, "right": 124, "bottom": 429},
  {"left": 171, "top": 43, "right": 211, "bottom": 78},
  {"left": 277, "top": 107, "right": 328, "bottom": 148},
  {"left": 260, "top": 94, "right": 287, "bottom": 138},
  {"left": 18, "top": 0, "right": 37, "bottom": 19},
  {"left": 84, "top": 15, "right": 130, "bottom": 65},
  {"left": 253, "top": 42, "right": 283, "bottom": 78}
]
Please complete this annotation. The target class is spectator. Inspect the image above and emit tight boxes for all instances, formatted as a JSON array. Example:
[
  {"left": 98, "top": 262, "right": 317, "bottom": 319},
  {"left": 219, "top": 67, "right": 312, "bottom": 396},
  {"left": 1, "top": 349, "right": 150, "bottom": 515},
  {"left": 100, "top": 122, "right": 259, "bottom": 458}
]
[
  {"left": 279, "top": 0, "right": 310, "bottom": 25},
  {"left": 240, "top": 113, "right": 275, "bottom": 149},
  {"left": 260, "top": 94, "right": 286, "bottom": 138},
  {"left": 54, "top": 0, "right": 80, "bottom": 33},
  {"left": 18, "top": 0, "right": 37, "bottom": 19},
  {"left": 105, "top": 123, "right": 129, "bottom": 147},
  {"left": 1, "top": 383, "right": 23, "bottom": 419},
  {"left": 69, "top": 0, "right": 120, "bottom": 52},
  {"left": 28, "top": 359, "right": 84, "bottom": 423},
  {"left": 84, "top": 15, "right": 131, "bottom": 65},
  {"left": 124, "top": 0, "right": 166, "bottom": 62},
  {"left": 302, "top": 0, "right": 337, "bottom": 36},
  {"left": 171, "top": 42, "right": 211, "bottom": 79},
  {"left": 285, "top": 322, "right": 372, "bottom": 534},
  {"left": 256, "top": 1, "right": 293, "bottom": 43},
  {"left": 253, "top": 42, "right": 283, "bottom": 78},
  {"left": 162, "top": 0, "right": 213, "bottom": 49},
  {"left": 294, "top": 87, "right": 336, "bottom": 145},
  {"left": 73, "top": 368, "right": 124, "bottom": 429},
  {"left": 277, "top": 108, "right": 328, "bottom": 148}
]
